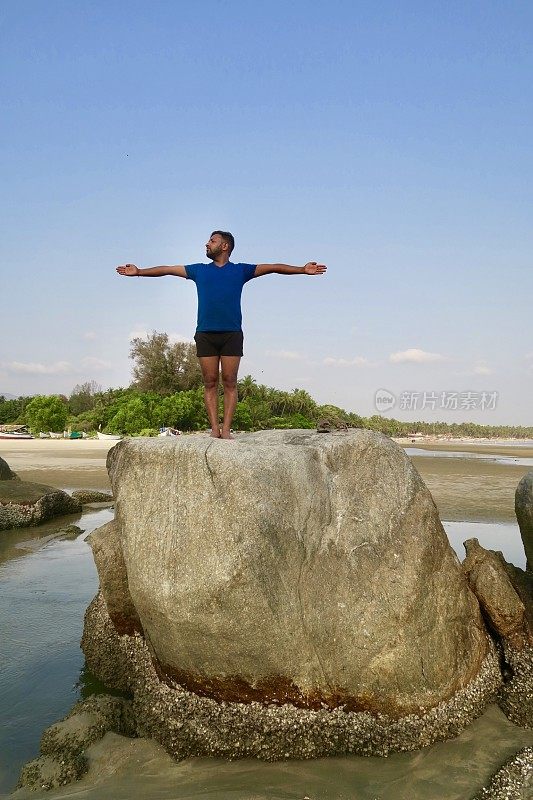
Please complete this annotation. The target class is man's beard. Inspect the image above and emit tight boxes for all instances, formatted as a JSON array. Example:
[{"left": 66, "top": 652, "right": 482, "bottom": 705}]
[{"left": 207, "top": 246, "right": 223, "bottom": 260}]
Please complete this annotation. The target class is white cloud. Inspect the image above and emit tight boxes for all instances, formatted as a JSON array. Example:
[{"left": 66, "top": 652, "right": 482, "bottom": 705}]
[
  {"left": 473, "top": 360, "right": 492, "bottom": 376},
  {"left": 3, "top": 360, "right": 74, "bottom": 375},
  {"left": 81, "top": 356, "right": 112, "bottom": 370},
  {"left": 323, "top": 356, "right": 369, "bottom": 367},
  {"left": 168, "top": 332, "right": 193, "bottom": 344},
  {"left": 83, "top": 331, "right": 97, "bottom": 341},
  {"left": 265, "top": 349, "right": 303, "bottom": 360},
  {"left": 129, "top": 328, "right": 191, "bottom": 344},
  {"left": 129, "top": 328, "right": 150, "bottom": 341},
  {"left": 389, "top": 348, "right": 448, "bottom": 364}
]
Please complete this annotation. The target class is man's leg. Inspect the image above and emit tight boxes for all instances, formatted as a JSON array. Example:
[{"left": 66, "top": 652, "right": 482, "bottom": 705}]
[
  {"left": 220, "top": 355, "right": 241, "bottom": 439},
  {"left": 198, "top": 356, "right": 221, "bottom": 437}
]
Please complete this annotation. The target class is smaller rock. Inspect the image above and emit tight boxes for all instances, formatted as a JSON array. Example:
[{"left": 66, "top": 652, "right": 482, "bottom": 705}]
[
  {"left": 81, "top": 592, "right": 133, "bottom": 692},
  {"left": 71, "top": 489, "right": 113, "bottom": 505},
  {"left": 0, "top": 456, "right": 15, "bottom": 481},
  {"left": 87, "top": 521, "right": 142, "bottom": 635},
  {"left": 515, "top": 471, "right": 533, "bottom": 572},
  {"left": 17, "top": 754, "right": 86, "bottom": 792},
  {"left": 41, "top": 695, "right": 135, "bottom": 759},
  {"left": 57, "top": 524, "right": 84, "bottom": 540},
  {"left": 463, "top": 538, "right": 533, "bottom": 651},
  {"left": 463, "top": 538, "right": 533, "bottom": 728},
  {"left": 0, "top": 481, "right": 81, "bottom": 531},
  {"left": 16, "top": 695, "right": 135, "bottom": 793}
]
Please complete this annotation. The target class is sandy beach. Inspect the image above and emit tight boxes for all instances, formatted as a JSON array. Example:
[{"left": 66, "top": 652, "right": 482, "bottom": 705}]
[
  {"left": 0, "top": 439, "right": 113, "bottom": 492},
  {"left": 1, "top": 436, "right": 531, "bottom": 523}
]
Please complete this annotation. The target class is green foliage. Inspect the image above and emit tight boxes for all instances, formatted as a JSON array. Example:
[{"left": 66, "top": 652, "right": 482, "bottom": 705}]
[
  {"left": 25, "top": 395, "right": 69, "bottom": 433},
  {"left": 69, "top": 380, "right": 102, "bottom": 415},
  {"left": 105, "top": 395, "right": 153, "bottom": 435},
  {"left": 233, "top": 401, "right": 253, "bottom": 431},
  {"left": 269, "top": 413, "right": 314, "bottom": 429},
  {"left": 0, "top": 396, "right": 30, "bottom": 425},
  {"left": 155, "top": 390, "right": 203, "bottom": 430},
  {"left": 130, "top": 332, "right": 202, "bottom": 395},
  {"left": 11, "top": 371, "right": 533, "bottom": 439}
]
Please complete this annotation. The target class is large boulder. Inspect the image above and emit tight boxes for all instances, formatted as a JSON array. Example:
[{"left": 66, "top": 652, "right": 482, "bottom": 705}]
[
  {"left": 0, "top": 480, "right": 81, "bottom": 530},
  {"left": 515, "top": 471, "right": 533, "bottom": 571},
  {"left": 94, "top": 431, "right": 494, "bottom": 723}
]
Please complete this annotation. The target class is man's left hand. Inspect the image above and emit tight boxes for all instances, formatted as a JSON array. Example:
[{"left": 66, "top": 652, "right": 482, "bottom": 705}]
[{"left": 304, "top": 262, "right": 327, "bottom": 275}]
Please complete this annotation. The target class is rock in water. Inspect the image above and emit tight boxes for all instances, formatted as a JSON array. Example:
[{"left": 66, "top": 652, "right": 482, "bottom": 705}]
[
  {"left": 0, "top": 480, "right": 81, "bottom": 530},
  {"left": 95, "top": 430, "right": 493, "bottom": 723},
  {"left": 71, "top": 489, "right": 113, "bottom": 505},
  {"left": 463, "top": 537, "right": 533, "bottom": 729},
  {"left": 515, "top": 471, "right": 533, "bottom": 571}
]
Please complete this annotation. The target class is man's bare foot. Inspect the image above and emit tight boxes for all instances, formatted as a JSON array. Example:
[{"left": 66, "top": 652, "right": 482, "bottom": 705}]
[
  {"left": 210, "top": 428, "right": 221, "bottom": 438},
  {"left": 221, "top": 430, "right": 235, "bottom": 440}
]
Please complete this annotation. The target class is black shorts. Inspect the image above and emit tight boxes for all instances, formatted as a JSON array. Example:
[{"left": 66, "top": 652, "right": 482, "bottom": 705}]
[{"left": 194, "top": 330, "right": 244, "bottom": 357}]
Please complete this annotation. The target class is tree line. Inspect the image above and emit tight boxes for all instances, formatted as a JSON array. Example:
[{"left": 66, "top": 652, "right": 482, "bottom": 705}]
[{"left": 1, "top": 332, "right": 532, "bottom": 438}]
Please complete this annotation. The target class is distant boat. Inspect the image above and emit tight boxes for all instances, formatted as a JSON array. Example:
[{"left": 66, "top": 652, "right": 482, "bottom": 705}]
[
  {"left": 39, "top": 432, "right": 51, "bottom": 439},
  {"left": 158, "top": 427, "right": 181, "bottom": 437},
  {"left": 66, "top": 431, "right": 86, "bottom": 440},
  {"left": 0, "top": 425, "right": 33, "bottom": 440},
  {"left": 97, "top": 432, "right": 122, "bottom": 441},
  {"left": 49, "top": 432, "right": 63, "bottom": 439}
]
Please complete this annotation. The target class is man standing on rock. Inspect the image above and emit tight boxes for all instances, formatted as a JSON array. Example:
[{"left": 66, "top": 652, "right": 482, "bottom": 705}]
[{"left": 117, "top": 231, "right": 327, "bottom": 439}]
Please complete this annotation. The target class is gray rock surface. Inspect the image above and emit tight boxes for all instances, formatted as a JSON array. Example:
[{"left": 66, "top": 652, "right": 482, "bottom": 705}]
[
  {"left": 81, "top": 592, "right": 132, "bottom": 692},
  {"left": 87, "top": 521, "right": 142, "bottom": 635},
  {"left": 99, "top": 430, "right": 491, "bottom": 720},
  {"left": 515, "top": 471, "right": 533, "bottom": 571},
  {"left": 463, "top": 538, "right": 533, "bottom": 651},
  {"left": 463, "top": 538, "right": 533, "bottom": 728},
  {"left": 0, "top": 455, "right": 15, "bottom": 480},
  {"left": 82, "top": 596, "right": 500, "bottom": 761},
  {"left": 0, "top": 479, "right": 81, "bottom": 530}
]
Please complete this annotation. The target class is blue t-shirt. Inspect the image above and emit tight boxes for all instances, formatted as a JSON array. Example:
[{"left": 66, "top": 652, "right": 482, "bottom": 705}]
[{"left": 185, "top": 262, "right": 257, "bottom": 332}]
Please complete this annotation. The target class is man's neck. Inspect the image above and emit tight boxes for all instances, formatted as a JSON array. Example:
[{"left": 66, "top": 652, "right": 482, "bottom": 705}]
[{"left": 212, "top": 256, "right": 230, "bottom": 267}]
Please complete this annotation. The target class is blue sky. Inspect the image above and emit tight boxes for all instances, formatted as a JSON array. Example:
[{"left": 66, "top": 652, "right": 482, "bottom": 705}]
[{"left": 1, "top": 1, "right": 532, "bottom": 424}]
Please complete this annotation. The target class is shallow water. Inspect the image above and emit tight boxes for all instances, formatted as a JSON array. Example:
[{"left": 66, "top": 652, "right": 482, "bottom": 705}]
[
  {"left": 0, "top": 508, "right": 112, "bottom": 795},
  {"left": 443, "top": 520, "right": 526, "bottom": 569}
]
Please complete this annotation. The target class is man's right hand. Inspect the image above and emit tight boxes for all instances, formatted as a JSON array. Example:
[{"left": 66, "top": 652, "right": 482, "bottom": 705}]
[{"left": 116, "top": 264, "right": 139, "bottom": 276}]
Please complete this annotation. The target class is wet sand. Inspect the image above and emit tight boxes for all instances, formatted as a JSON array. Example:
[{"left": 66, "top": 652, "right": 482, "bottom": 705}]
[
  {"left": 0, "top": 439, "right": 113, "bottom": 492},
  {"left": 2, "top": 437, "right": 531, "bottom": 523},
  {"left": 393, "top": 438, "right": 532, "bottom": 522}
]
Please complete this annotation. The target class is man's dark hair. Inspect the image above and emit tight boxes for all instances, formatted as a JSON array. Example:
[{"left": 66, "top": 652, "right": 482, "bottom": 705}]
[{"left": 212, "top": 230, "right": 235, "bottom": 255}]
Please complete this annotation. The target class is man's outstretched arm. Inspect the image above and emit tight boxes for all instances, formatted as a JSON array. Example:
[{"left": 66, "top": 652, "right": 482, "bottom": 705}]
[
  {"left": 116, "top": 264, "right": 187, "bottom": 278},
  {"left": 254, "top": 262, "right": 327, "bottom": 278}
]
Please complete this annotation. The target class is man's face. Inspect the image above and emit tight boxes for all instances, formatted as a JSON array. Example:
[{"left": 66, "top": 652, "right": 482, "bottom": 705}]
[{"left": 205, "top": 234, "right": 226, "bottom": 260}]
